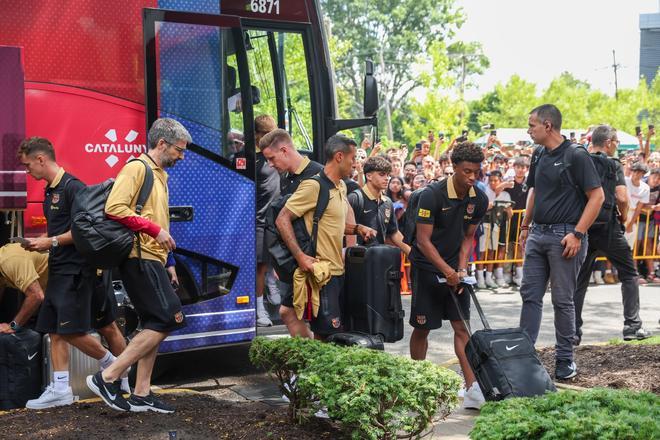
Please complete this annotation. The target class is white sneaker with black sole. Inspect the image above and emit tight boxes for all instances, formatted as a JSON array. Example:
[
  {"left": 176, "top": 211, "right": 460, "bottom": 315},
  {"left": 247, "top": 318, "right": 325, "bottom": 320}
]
[
  {"left": 463, "top": 382, "right": 485, "bottom": 410},
  {"left": 25, "top": 383, "right": 74, "bottom": 409},
  {"left": 127, "top": 392, "right": 175, "bottom": 413},
  {"left": 86, "top": 371, "right": 131, "bottom": 411}
]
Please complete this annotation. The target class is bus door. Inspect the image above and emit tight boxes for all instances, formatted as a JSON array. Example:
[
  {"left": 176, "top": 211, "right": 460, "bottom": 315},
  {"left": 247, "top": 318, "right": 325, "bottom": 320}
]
[{"left": 143, "top": 8, "right": 257, "bottom": 353}]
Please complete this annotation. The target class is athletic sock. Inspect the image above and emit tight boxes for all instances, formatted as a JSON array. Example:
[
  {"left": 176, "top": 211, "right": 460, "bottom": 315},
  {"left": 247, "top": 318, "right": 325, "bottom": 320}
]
[
  {"left": 121, "top": 377, "right": 130, "bottom": 392},
  {"left": 99, "top": 350, "right": 116, "bottom": 370},
  {"left": 256, "top": 295, "right": 267, "bottom": 314},
  {"left": 476, "top": 270, "right": 485, "bottom": 283},
  {"left": 515, "top": 266, "right": 523, "bottom": 279},
  {"left": 605, "top": 269, "right": 612, "bottom": 274},
  {"left": 485, "top": 272, "right": 494, "bottom": 282},
  {"left": 53, "top": 371, "right": 69, "bottom": 392},
  {"left": 494, "top": 267, "right": 504, "bottom": 280}
]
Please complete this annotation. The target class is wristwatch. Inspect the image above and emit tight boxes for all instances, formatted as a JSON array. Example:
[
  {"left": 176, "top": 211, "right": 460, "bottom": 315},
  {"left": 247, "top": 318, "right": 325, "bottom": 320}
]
[
  {"left": 51, "top": 236, "right": 59, "bottom": 248},
  {"left": 573, "top": 230, "right": 585, "bottom": 240},
  {"left": 10, "top": 321, "right": 21, "bottom": 331}
]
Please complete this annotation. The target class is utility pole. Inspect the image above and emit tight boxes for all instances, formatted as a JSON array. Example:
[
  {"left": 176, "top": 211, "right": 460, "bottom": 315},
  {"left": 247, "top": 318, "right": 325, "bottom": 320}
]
[
  {"left": 612, "top": 49, "right": 620, "bottom": 100},
  {"left": 378, "top": 45, "right": 394, "bottom": 141}
]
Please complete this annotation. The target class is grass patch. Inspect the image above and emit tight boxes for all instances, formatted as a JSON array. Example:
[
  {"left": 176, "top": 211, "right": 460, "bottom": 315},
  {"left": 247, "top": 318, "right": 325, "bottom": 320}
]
[
  {"left": 607, "top": 335, "right": 660, "bottom": 345},
  {"left": 471, "top": 388, "right": 659, "bottom": 440}
]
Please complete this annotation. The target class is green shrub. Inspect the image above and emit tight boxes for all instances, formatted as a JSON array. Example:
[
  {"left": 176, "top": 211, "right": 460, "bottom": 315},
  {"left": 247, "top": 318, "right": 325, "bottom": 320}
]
[
  {"left": 249, "top": 336, "right": 337, "bottom": 420},
  {"left": 470, "top": 388, "right": 660, "bottom": 440},
  {"left": 249, "top": 337, "right": 462, "bottom": 440}
]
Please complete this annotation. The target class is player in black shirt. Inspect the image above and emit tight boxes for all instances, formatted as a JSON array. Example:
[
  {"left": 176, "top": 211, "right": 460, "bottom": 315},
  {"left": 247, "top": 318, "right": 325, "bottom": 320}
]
[
  {"left": 18, "top": 137, "right": 127, "bottom": 409},
  {"left": 348, "top": 156, "right": 410, "bottom": 254},
  {"left": 255, "top": 115, "right": 280, "bottom": 327},
  {"left": 519, "top": 105, "right": 604, "bottom": 380},
  {"left": 409, "top": 142, "right": 488, "bottom": 409}
]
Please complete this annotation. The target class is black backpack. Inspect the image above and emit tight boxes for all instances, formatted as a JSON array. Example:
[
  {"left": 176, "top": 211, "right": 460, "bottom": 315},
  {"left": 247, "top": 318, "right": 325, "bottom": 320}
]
[
  {"left": 348, "top": 189, "right": 394, "bottom": 243},
  {"left": 402, "top": 183, "right": 449, "bottom": 245},
  {"left": 266, "top": 171, "right": 333, "bottom": 283},
  {"left": 71, "top": 159, "right": 154, "bottom": 269}
]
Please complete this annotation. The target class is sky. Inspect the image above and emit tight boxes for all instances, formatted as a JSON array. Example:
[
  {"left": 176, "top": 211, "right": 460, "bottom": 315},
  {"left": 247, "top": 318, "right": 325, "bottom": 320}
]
[{"left": 454, "top": 0, "right": 660, "bottom": 100}]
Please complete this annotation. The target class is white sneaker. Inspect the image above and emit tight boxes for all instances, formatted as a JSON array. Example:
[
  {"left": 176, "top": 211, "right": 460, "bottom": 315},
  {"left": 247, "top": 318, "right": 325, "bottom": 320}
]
[
  {"left": 589, "top": 273, "right": 595, "bottom": 284},
  {"left": 594, "top": 272, "right": 605, "bottom": 285},
  {"left": 257, "top": 309, "right": 273, "bottom": 327},
  {"left": 26, "top": 384, "right": 74, "bottom": 409},
  {"left": 265, "top": 272, "right": 282, "bottom": 306},
  {"left": 314, "top": 407, "right": 330, "bottom": 419},
  {"left": 485, "top": 278, "right": 499, "bottom": 289},
  {"left": 503, "top": 273, "right": 512, "bottom": 284},
  {"left": 496, "top": 278, "right": 508, "bottom": 288},
  {"left": 513, "top": 277, "right": 523, "bottom": 287},
  {"left": 463, "top": 382, "right": 485, "bottom": 410},
  {"left": 476, "top": 281, "right": 487, "bottom": 289}
]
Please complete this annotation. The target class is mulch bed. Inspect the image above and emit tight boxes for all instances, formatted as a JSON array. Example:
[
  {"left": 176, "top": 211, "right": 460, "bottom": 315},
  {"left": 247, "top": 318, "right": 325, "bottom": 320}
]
[
  {"left": 538, "top": 343, "right": 660, "bottom": 394},
  {"left": 1, "top": 393, "right": 346, "bottom": 440}
]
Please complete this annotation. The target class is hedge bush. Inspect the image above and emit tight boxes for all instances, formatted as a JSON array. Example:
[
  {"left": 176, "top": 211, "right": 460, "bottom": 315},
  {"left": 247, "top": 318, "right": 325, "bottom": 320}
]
[
  {"left": 249, "top": 336, "right": 462, "bottom": 440},
  {"left": 470, "top": 388, "right": 660, "bottom": 440}
]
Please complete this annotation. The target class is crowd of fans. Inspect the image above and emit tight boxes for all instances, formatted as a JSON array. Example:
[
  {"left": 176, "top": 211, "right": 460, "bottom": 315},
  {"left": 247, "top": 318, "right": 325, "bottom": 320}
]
[{"left": 347, "top": 126, "right": 658, "bottom": 290}]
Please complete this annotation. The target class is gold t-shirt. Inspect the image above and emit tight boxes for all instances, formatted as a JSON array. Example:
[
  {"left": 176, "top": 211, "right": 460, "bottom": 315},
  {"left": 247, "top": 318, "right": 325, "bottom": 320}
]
[
  {"left": 0, "top": 243, "right": 48, "bottom": 292},
  {"left": 285, "top": 178, "right": 348, "bottom": 275}
]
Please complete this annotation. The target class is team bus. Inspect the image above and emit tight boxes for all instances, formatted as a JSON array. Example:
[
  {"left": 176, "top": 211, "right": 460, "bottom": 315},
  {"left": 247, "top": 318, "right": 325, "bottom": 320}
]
[{"left": 0, "top": 0, "right": 378, "bottom": 353}]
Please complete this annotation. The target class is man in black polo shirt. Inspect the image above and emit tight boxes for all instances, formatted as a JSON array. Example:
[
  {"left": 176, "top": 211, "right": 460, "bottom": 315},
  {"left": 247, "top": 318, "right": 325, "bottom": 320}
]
[
  {"left": 519, "top": 104, "right": 604, "bottom": 380},
  {"left": 573, "top": 125, "right": 651, "bottom": 343},
  {"left": 409, "top": 142, "right": 488, "bottom": 409},
  {"left": 18, "top": 137, "right": 126, "bottom": 408},
  {"left": 260, "top": 129, "right": 323, "bottom": 338},
  {"left": 348, "top": 156, "right": 410, "bottom": 254}
]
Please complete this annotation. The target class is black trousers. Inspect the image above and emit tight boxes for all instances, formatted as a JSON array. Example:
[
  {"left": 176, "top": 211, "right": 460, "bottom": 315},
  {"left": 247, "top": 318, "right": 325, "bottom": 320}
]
[{"left": 574, "top": 224, "right": 642, "bottom": 334}]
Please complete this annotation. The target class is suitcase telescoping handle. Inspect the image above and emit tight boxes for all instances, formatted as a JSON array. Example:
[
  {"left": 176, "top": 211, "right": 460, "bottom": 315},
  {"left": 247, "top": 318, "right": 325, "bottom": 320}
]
[{"left": 437, "top": 276, "right": 490, "bottom": 336}]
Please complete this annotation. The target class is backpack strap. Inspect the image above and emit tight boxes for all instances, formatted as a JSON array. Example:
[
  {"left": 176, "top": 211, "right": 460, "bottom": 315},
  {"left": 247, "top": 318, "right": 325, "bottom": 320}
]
[
  {"left": 127, "top": 159, "right": 155, "bottom": 266},
  {"left": 308, "top": 171, "right": 333, "bottom": 256}
]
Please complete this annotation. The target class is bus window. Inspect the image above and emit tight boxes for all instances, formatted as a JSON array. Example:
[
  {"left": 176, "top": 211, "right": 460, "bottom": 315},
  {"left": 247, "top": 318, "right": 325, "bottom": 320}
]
[
  {"left": 153, "top": 22, "right": 247, "bottom": 162},
  {"left": 245, "top": 30, "right": 313, "bottom": 152}
]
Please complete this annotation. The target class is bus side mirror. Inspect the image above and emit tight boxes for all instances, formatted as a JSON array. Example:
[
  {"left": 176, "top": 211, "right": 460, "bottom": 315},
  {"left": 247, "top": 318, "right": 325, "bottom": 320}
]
[{"left": 363, "top": 60, "right": 378, "bottom": 118}]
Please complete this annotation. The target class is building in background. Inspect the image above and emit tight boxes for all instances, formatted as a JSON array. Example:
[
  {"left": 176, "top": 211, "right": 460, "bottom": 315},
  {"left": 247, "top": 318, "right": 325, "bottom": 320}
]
[{"left": 640, "top": 7, "right": 660, "bottom": 85}]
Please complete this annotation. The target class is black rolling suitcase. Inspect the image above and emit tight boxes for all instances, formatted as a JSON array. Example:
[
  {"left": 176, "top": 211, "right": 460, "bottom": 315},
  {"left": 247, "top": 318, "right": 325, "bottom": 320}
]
[
  {"left": 344, "top": 245, "right": 404, "bottom": 343},
  {"left": 0, "top": 329, "right": 42, "bottom": 409},
  {"left": 326, "top": 332, "right": 384, "bottom": 350},
  {"left": 452, "top": 283, "right": 556, "bottom": 401}
]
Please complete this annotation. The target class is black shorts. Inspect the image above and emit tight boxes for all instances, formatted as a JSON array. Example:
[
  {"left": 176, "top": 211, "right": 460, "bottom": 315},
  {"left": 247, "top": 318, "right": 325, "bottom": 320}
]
[
  {"left": 310, "top": 275, "right": 344, "bottom": 336},
  {"left": 280, "top": 275, "right": 344, "bottom": 337},
  {"left": 119, "top": 258, "right": 186, "bottom": 333},
  {"left": 409, "top": 267, "right": 470, "bottom": 330},
  {"left": 280, "top": 281, "right": 294, "bottom": 308},
  {"left": 91, "top": 270, "right": 119, "bottom": 330},
  {"left": 36, "top": 268, "right": 97, "bottom": 334},
  {"left": 256, "top": 226, "right": 268, "bottom": 264}
]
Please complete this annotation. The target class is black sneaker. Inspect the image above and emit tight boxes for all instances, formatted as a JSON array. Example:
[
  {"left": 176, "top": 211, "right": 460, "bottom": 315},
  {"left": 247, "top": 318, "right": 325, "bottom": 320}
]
[
  {"left": 86, "top": 371, "right": 130, "bottom": 411},
  {"left": 623, "top": 326, "right": 652, "bottom": 341},
  {"left": 127, "top": 392, "right": 175, "bottom": 414},
  {"left": 555, "top": 359, "right": 577, "bottom": 380}
]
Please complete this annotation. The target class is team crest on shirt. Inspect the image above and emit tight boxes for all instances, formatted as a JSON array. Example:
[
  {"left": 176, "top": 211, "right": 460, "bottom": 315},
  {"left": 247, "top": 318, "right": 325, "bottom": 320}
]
[
  {"left": 174, "top": 312, "right": 184, "bottom": 324},
  {"left": 331, "top": 317, "right": 341, "bottom": 328},
  {"left": 466, "top": 204, "right": 475, "bottom": 215},
  {"left": 418, "top": 208, "right": 431, "bottom": 218},
  {"left": 384, "top": 208, "right": 391, "bottom": 223},
  {"left": 51, "top": 193, "right": 60, "bottom": 204},
  {"left": 416, "top": 315, "right": 427, "bottom": 325}
]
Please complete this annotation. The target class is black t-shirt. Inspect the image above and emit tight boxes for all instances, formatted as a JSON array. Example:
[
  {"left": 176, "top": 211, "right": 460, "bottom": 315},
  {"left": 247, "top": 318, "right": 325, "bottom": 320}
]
[
  {"left": 256, "top": 151, "right": 280, "bottom": 228},
  {"left": 409, "top": 179, "right": 488, "bottom": 274},
  {"left": 504, "top": 178, "right": 529, "bottom": 211},
  {"left": 348, "top": 188, "right": 398, "bottom": 245},
  {"left": 280, "top": 159, "right": 324, "bottom": 197},
  {"left": 43, "top": 172, "right": 87, "bottom": 274},
  {"left": 527, "top": 141, "right": 601, "bottom": 224}
]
